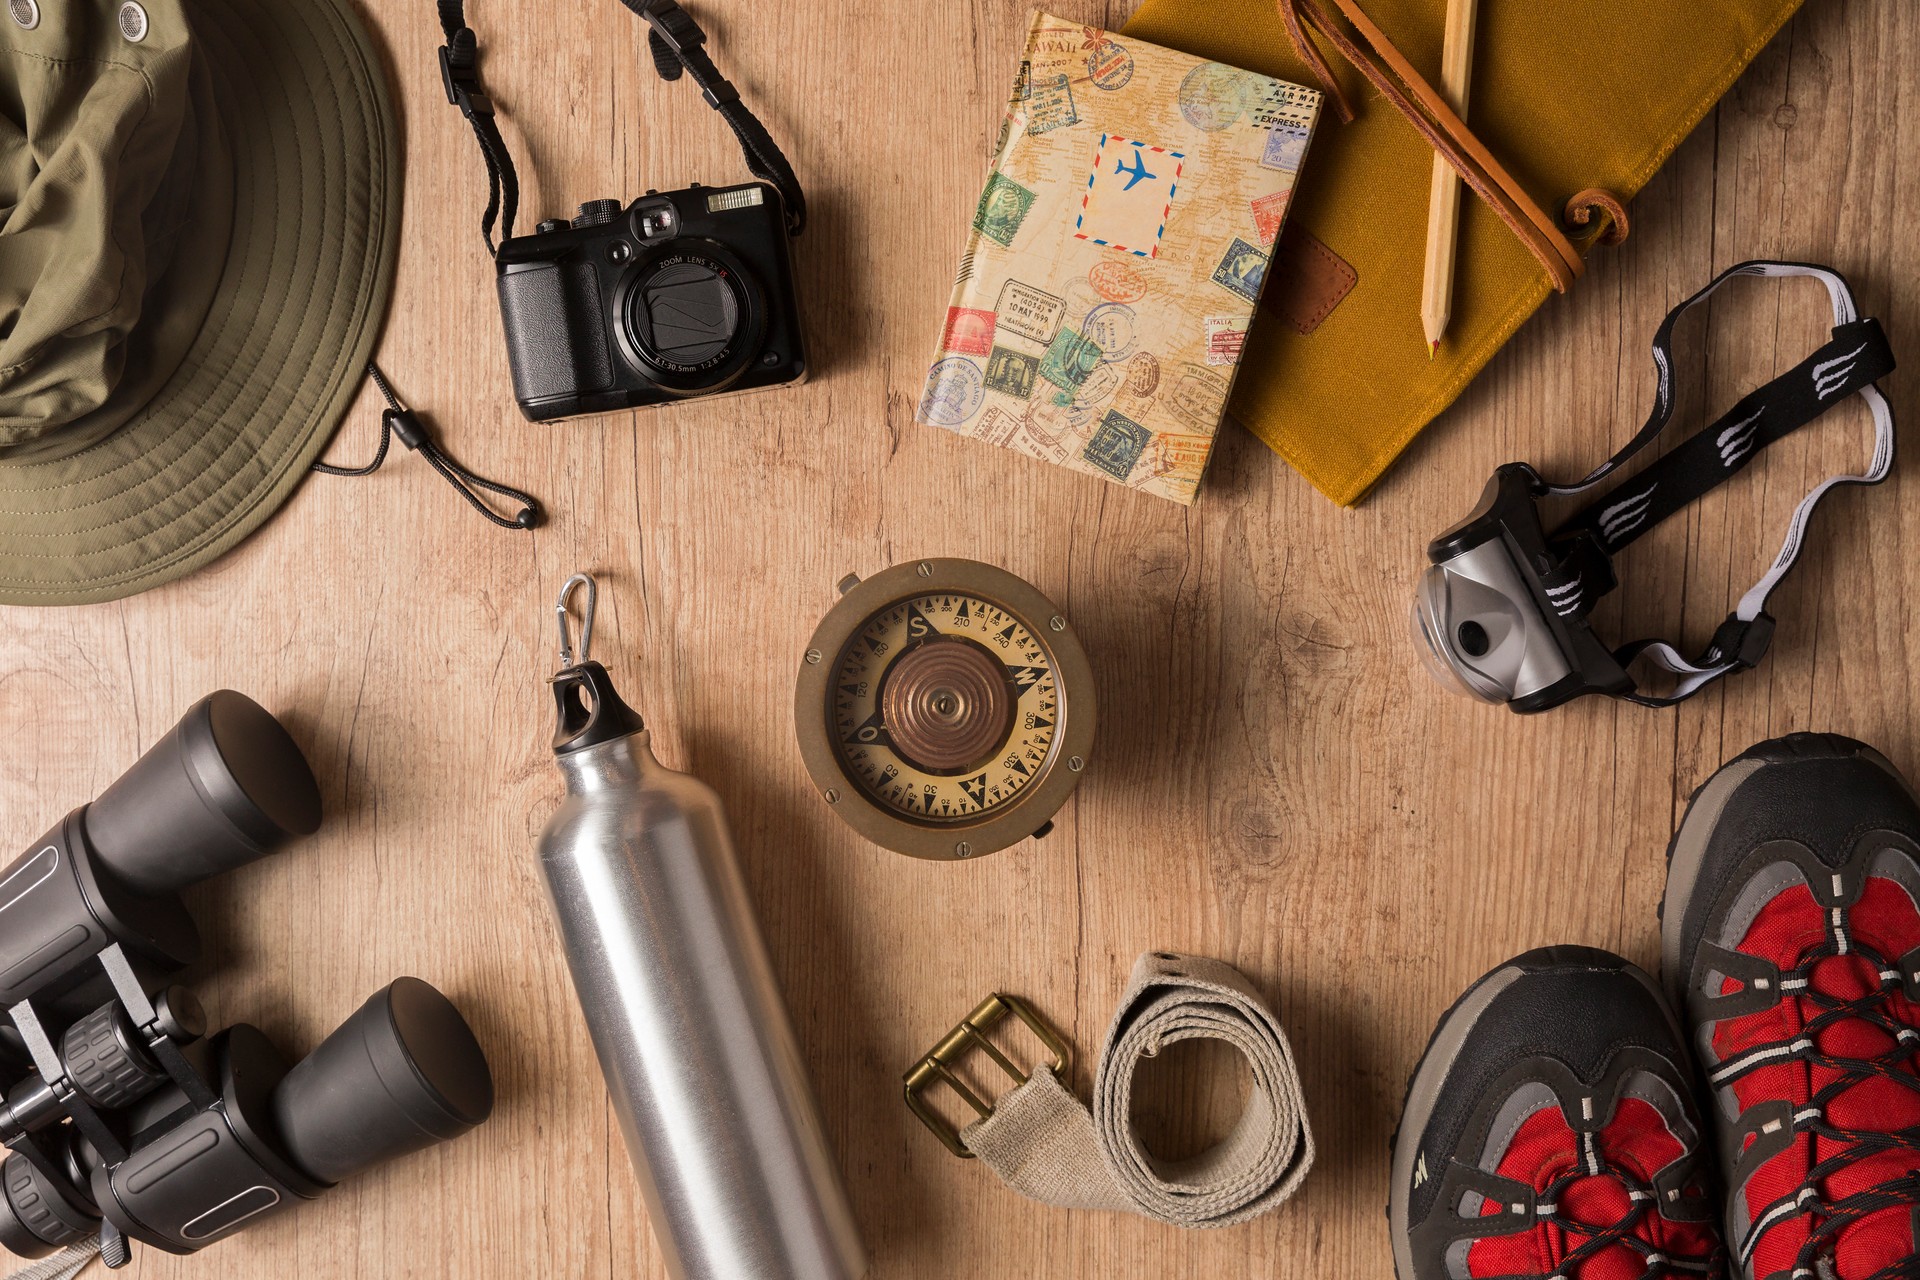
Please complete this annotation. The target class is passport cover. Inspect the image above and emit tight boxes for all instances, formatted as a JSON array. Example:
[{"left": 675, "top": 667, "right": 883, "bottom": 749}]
[{"left": 915, "top": 11, "right": 1323, "bottom": 505}]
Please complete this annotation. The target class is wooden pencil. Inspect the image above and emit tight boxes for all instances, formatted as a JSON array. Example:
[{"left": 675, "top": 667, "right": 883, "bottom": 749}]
[{"left": 1420, "top": 0, "right": 1478, "bottom": 356}]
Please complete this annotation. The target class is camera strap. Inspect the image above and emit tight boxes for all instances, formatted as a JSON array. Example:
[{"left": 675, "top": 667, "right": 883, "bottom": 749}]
[
  {"left": 436, "top": 0, "right": 806, "bottom": 254},
  {"left": 619, "top": 0, "right": 807, "bottom": 237},
  {"left": 1532, "top": 261, "right": 1896, "bottom": 705},
  {"left": 437, "top": 0, "right": 519, "bottom": 253}
]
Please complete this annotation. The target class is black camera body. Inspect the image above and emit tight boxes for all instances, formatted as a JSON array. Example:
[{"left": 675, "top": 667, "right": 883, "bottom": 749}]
[{"left": 496, "top": 182, "right": 807, "bottom": 421}]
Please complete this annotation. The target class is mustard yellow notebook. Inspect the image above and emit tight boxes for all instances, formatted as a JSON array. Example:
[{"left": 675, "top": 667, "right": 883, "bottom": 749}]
[
  {"left": 1119, "top": 0, "right": 1805, "bottom": 505},
  {"left": 915, "top": 11, "right": 1324, "bottom": 504}
]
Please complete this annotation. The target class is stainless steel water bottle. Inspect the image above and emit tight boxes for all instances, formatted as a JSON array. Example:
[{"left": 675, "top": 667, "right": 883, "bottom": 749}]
[{"left": 535, "top": 574, "right": 866, "bottom": 1280}]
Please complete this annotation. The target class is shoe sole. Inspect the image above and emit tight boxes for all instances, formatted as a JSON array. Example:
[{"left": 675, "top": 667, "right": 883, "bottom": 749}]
[
  {"left": 1658, "top": 732, "right": 1909, "bottom": 1009},
  {"left": 1386, "top": 946, "right": 1664, "bottom": 1280}
]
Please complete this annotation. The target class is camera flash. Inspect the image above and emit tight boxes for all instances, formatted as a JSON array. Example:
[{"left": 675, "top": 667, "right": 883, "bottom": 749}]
[{"left": 706, "top": 186, "right": 765, "bottom": 213}]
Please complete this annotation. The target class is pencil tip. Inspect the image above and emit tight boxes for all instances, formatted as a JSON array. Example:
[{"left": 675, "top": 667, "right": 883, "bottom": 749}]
[{"left": 1429, "top": 340, "right": 1438, "bottom": 361}]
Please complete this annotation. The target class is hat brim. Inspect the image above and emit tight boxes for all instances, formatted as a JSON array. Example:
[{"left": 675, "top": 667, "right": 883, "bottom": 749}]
[{"left": 0, "top": 0, "right": 400, "bottom": 605}]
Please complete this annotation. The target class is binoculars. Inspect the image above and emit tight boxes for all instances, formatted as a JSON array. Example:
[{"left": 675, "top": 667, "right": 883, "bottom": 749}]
[{"left": 0, "top": 691, "right": 493, "bottom": 1266}]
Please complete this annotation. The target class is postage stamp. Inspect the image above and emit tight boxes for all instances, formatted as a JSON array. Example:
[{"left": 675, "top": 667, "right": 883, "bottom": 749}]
[
  {"left": 941, "top": 306, "right": 996, "bottom": 356},
  {"left": 1028, "top": 72, "right": 1078, "bottom": 134},
  {"left": 1038, "top": 326, "right": 1102, "bottom": 393},
  {"left": 1250, "top": 189, "right": 1292, "bottom": 246},
  {"left": 996, "top": 279, "right": 1065, "bottom": 344},
  {"left": 1086, "top": 38, "right": 1133, "bottom": 90},
  {"left": 1249, "top": 80, "right": 1323, "bottom": 130},
  {"left": 1211, "top": 237, "right": 1269, "bottom": 303},
  {"left": 976, "top": 404, "right": 1022, "bottom": 447},
  {"left": 1083, "top": 409, "right": 1152, "bottom": 480},
  {"left": 1073, "top": 361, "right": 1120, "bottom": 408},
  {"left": 1080, "top": 302, "right": 1137, "bottom": 363},
  {"left": 1205, "top": 315, "right": 1248, "bottom": 366},
  {"left": 1168, "top": 363, "right": 1228, "bottom": 427},
  {"left": 984, "top": 345, "right": 1040, "bottom": 399},
  {"left": 1014, "top": 408, "right": 1070, "bottom": 464},
  {"left": 1124, "top": 351, "right": 1160, "bottom": 397},
  {"left": 917, "top": 357, "right": 985, "bottom": 428},
  {"left": 1260, "top": 120, "right": 1312, "bottom": 174},
  {"left": 1088, "top": 258, "right": 1147, "bottom": 303},
  {"left": 973, "top": 173, "right": 1037, "bottom": 249},
  {"left": 1178, "top": 62, "right": 1254, "bottom": 132},
  {"left": 1139, "top": 431, "right": 1214, "bottom": 481}
]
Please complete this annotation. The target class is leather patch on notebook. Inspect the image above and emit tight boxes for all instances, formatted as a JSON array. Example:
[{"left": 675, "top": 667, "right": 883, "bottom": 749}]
[{"left": 1260, "top": 228, "right": 1357, "bottom": 335}]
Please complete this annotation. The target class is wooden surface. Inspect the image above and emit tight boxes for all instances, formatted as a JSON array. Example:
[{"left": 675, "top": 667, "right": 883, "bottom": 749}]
[{"left": 0, "top": 1, "right": 1914, "bottom": 1275}]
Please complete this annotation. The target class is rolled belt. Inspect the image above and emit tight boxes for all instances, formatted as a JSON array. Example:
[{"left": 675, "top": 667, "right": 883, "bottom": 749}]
[{"left": 905, "top": 952, "right": 1314, "bottom": 1228}]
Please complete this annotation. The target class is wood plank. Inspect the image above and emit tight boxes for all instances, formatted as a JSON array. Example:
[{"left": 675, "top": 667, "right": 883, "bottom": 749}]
[{"left": 0, "top": 2, "right": 1910, "bottom": 1276}]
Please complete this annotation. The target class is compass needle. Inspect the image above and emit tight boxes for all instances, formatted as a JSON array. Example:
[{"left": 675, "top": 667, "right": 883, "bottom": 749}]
[{"left": 794, "top": 560, "right": 1097, "bottom": 860}]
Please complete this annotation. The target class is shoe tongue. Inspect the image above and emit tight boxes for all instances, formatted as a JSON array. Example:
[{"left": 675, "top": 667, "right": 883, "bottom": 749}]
[
  {"left": 1554, "top": 1174, "right": 1655, "bottom": 1280},
  {"left": 1829, "top": 1211, "right": 1917, "bottom": 1280}
]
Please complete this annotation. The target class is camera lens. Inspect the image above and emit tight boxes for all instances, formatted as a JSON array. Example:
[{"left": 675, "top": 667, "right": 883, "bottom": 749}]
[
  {"left": 83, "top": 691, "right": 320, "bottom": 898},
  {"left": 269, "top": 978, "right": 493, "bottom": 1186},
  {"left": 625, "top": 255, "right": 743, "bottom": 369},
  {"left": 1456, "top": 620, "right": 1491, "bottom": 657}
]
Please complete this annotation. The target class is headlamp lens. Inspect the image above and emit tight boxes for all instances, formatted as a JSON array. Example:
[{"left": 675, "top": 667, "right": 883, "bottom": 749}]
[
  {"left": 1409, "top": 579, "right": 1481, "bottom": 700},
  {"left": 1410, "top": 564, "right": 1521, "bottom": 704}
]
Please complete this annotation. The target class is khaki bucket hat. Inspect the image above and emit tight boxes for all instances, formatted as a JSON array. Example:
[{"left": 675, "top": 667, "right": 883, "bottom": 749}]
[{"left": 0, "top": 0, "right": 399, "bottom": 604}]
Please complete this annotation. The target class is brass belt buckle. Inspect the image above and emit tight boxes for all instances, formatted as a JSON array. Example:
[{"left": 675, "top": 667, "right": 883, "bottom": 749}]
[{"left": 902, "top": 993, "right": 1072, "bottom": 1158}]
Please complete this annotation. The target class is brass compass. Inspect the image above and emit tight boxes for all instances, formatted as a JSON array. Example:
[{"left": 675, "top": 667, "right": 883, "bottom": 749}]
[{"left": 794, "top": 560, "right": 1096, "bottom": 861}]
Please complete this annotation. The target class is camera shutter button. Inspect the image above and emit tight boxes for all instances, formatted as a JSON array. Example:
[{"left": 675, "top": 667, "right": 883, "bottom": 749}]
[{"left": 575, "top": 199, "right": 623, "bottom": 226}]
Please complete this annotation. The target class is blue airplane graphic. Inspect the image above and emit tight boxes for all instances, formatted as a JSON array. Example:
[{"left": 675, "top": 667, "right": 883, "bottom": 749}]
[{"left": 1114, "top": 151, "right": 1156, "bottom": 191}]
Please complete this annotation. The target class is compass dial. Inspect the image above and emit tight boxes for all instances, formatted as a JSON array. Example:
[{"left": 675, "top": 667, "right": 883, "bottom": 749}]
[
  {"left": 795, "top": 559, "right": 1096, "bottom": 861},
  {"left": 830, "top": 594, "right": 1060, "bottom": 825}
]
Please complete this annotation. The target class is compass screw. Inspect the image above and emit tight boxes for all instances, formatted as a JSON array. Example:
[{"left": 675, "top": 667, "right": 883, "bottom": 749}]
[
  {"left": 1049, "top": 615, "right": 1066, "bottom": 632},
  {"left": 804, "top": 649, "right": 822, "bottom": 665},
  {"left": 824, "top": 788, "right": 840, "bottom": 804},
  {"left": 953, "top": 841, "right": 972, "bottom": 858},
  {"left": 1069, "top": 755, "right": 1084, "bottom": 772},
  {"left": 917, "top": 562, "right": 934, "bottom": 577}
]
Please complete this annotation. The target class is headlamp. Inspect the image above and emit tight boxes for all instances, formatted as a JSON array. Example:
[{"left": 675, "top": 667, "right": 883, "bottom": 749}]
[{"left": 1416, "top": 261, "right": 1895, "bottom": 712}]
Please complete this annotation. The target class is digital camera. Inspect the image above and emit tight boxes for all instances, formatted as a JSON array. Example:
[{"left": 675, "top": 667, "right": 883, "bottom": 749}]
[{"left": 495, "top": 183, "right": 807, "bottom": 421}]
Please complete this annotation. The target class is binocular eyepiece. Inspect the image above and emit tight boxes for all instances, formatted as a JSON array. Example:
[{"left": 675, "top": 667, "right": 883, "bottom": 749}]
[
  {"left": 0, "top": 692, "right": 493, "bottom": 1263},
  {"left": 0, "top": 691, "right": 322, "bottom": 1019}
]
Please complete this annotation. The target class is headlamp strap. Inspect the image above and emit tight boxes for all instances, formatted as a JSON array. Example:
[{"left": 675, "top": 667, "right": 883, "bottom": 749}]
[
  {"left": 436, "top": 1, "right": 807, "bottom": 256},
  {"left": 1542, "top": 260, "right": 1897, "bottom": 704}
]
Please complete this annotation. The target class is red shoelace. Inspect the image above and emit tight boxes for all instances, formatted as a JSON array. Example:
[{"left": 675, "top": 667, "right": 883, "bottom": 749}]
[
  {"left": 1467, "top": 1097, "right": 1723, "bottom": 1279},
  {"left": 1709, "top": 877, "right": 1920, "bottom": 1280}
]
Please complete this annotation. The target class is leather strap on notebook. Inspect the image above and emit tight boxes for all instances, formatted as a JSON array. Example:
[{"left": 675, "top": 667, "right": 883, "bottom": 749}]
[{"left": 1277, "top": 0, "right": 1629, "bottom": 293}]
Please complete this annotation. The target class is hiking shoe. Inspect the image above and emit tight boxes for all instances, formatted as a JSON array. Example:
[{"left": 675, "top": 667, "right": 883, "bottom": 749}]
[
  {"left": 1662, "top": 733, "right": 1920, "bottom": 1279},
  {"left": 1391, "top": 946, "right": 1725, "bottom": 1279}
]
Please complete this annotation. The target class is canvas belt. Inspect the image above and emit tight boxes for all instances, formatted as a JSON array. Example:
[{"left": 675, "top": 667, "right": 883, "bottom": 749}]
[{"left": 904, "top": 953, "right": 1314, "bottom": 1228}]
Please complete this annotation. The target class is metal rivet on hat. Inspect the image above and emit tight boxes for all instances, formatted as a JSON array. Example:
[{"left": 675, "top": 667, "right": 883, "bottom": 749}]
[
  {"left": 8, "top": 0, "right": 38, "bottom": 30},
  {"left": 117, "top": 0, "right": 149, "bottom": 42}
]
